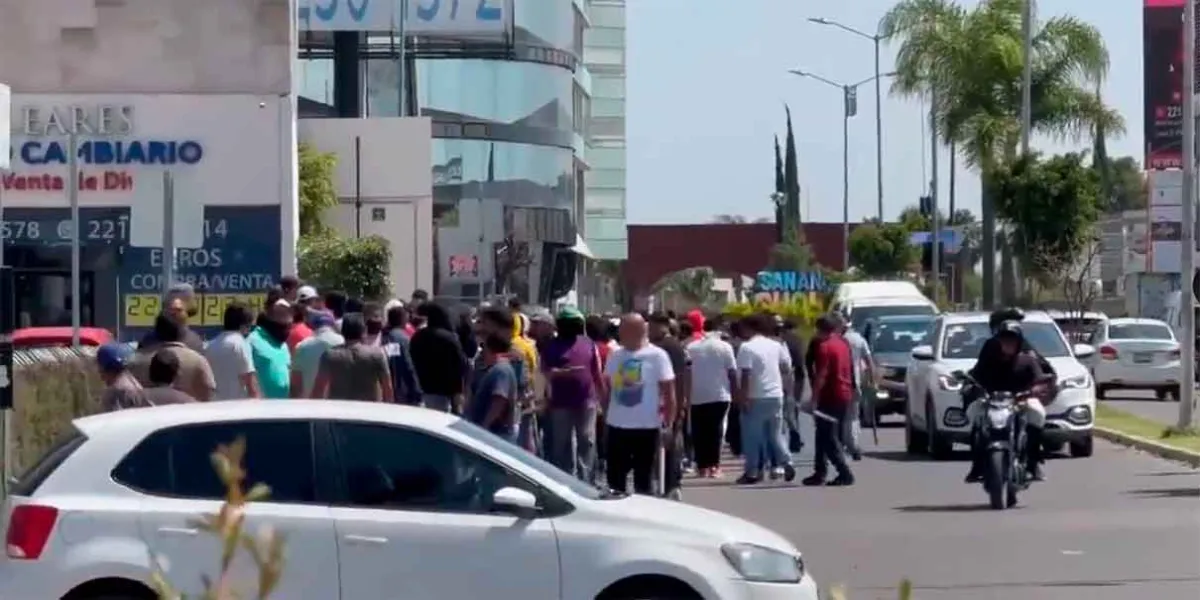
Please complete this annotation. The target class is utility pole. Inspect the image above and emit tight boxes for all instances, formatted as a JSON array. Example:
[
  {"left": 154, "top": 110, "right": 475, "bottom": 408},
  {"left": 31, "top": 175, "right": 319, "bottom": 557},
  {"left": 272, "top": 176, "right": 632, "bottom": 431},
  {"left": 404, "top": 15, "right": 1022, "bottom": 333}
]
[
  {"left": 69, "top": 134, "right": 81, "bottom": 348},
  {"left": 1020, "top": 0, "right": 1034, "bottom": 154},
  {"left": 930, "top": 88, "right": 940, "bottom": 303},
  {"left": 843, "top": 86, "right": 853, "bottom": 271},
  {"left": 1179, "top": 0, "right": 1196, "bottom": 430}
]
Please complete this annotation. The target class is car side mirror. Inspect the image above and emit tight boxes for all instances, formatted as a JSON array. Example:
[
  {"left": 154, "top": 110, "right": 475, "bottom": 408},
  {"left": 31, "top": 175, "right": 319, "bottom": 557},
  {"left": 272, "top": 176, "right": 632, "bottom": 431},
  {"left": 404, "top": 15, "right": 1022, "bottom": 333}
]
[
  {"left": 1073, "top": 343, "right": 1095, "bottom": 359},
  {"left": 491, "top": 486, "right": 539, "bottom": 517},
  {"left": 911, "top": 345, "right": 934, "bottom": 361}
]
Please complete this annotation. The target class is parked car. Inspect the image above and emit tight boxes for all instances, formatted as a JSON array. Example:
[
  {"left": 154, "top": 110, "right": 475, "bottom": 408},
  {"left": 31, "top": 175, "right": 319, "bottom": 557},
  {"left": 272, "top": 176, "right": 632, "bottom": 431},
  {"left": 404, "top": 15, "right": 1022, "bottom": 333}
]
[
  {"left": 1087, "top": 317, "right": 1182, "bottom": 401},
  {"left": 864, "top": 314, "right": 935, "bottom": 421},
  {"left": 0, "top": 401, "right": 819, "bottom": 600},
  {"left": 903, "top": 311, "right": 1097, "bottom": 459},
  {"left": 12, "top": 327, "right": 113, "bottom": 349}
]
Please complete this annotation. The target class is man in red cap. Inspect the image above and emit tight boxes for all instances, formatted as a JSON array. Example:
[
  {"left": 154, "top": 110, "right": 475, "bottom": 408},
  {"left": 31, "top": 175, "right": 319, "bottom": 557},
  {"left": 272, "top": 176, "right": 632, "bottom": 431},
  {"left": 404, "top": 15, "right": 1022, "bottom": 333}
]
[{"left": 685, "top": 310, "right": 706, "bottom": 343}]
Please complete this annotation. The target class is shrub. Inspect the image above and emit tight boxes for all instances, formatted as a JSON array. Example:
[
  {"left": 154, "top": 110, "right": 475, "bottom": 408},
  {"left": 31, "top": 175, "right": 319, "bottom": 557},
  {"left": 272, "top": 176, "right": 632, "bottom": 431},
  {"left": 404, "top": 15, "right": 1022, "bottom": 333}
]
[
  {"left": 297, "top": 233, "right": 393, "bottom": 301},
  {"left": 13, "top": 351, "right": 102, "bottom": 473},
  {"left": 722, "top": 295, "right": 827, "bottom": 338}
]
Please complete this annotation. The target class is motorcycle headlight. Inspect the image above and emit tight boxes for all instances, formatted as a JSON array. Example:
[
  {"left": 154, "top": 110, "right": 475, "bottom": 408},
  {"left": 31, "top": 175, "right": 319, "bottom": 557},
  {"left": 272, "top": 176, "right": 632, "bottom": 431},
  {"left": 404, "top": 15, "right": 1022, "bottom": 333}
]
[
  {"left": 1060, "top": 374, "right": 1090, "bottom": 389},
  {"left": 721, "top": 543, "right": 804, "bottom": 583}
]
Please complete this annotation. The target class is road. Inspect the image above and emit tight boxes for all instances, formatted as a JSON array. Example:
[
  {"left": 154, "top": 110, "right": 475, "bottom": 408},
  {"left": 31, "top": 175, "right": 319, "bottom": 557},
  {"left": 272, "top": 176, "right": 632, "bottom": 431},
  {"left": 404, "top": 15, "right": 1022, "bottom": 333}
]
[
  {"left": 682, "top": 416, "right": 1200, "bottom": 599},
  {"left": 1103, "top": 390, "right": 1192, "bottom": 427}
]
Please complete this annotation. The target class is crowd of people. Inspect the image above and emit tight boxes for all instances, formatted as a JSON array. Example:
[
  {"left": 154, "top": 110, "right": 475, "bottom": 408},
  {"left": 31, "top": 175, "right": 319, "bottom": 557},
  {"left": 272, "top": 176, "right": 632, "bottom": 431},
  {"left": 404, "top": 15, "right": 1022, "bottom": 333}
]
[{"left": 93, "top": 276, "right": 880, "bottom": 497}]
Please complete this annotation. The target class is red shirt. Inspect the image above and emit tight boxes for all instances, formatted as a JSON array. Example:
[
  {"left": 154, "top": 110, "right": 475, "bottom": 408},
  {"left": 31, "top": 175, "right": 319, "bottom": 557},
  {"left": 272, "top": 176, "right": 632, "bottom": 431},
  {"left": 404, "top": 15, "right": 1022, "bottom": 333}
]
[
  {"left": 813, "top": 334, "right": 854, "bottom": 411},
  {"left": 286, "top": 322, "right": 314, "bottom": 352}
]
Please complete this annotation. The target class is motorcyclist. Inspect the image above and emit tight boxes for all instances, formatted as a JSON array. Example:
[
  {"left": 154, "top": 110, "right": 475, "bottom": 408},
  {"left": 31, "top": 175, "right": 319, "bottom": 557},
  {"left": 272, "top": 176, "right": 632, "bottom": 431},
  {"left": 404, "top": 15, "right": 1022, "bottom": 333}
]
[
  {"left": 980, "top": 307, "right": 1056, "bottom": 378},
  {"left": 963, "top": 319, "right": 1050, "bottom": 483}
]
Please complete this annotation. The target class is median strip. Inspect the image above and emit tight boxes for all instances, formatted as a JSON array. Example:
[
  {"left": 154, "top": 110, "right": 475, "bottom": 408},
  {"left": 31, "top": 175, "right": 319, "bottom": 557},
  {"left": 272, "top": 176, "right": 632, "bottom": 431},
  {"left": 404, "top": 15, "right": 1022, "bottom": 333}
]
[{"left": 1094, "top": 404, "right": 1200, "bottom": 467}]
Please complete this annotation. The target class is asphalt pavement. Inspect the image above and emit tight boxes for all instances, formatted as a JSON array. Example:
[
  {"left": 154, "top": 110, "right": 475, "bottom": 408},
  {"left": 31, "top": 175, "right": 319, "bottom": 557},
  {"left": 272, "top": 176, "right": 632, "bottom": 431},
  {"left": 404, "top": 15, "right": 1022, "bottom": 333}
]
[
  {"left": 1102, "top": 389, "right": 1192, "bottom": 427},
  {"left": 683, "top": 415, "right": 1200, "bottom": 599}
]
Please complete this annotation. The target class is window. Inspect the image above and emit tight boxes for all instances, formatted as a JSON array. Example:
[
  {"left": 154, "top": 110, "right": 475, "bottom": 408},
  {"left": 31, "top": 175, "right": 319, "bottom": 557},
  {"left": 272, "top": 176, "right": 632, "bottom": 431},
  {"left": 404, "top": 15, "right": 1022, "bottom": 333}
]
[
  {"left": 573, "top": 6, "right": 587, "bottom": 58},
  {"left": 331, "top": 422, "right": 534, "bottom": 512},
  {"left": 591, "top": 98, "right": 625, "bottom": 118},
  {"left": 113, "top": 421, "right": 318, "bottom": 503},
  {"left": 1109, "top": 323, "right": 1174, "bottom": 340},
  {"left": 585, "top": 27, "right": 625, "bottom": 49},
  {"left": 941, "top": 321, "right": 1070, "bottom": 360},
  {"left": 11, "top": 429, "right": 86, "bottom": 496}
]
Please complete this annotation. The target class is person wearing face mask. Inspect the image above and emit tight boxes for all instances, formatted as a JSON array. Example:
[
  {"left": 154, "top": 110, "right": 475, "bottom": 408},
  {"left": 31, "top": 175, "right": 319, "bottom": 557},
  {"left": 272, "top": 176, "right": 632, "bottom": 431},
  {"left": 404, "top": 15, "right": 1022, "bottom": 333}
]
[
  {"left": 248, "top": 297, "right": 294, "bottom": 399},
  {"left": 363, "top": 302, "right": 386, "bottom": 345},
  {"left": 139, "top": 283, "right": 205, "bottom": 354}
]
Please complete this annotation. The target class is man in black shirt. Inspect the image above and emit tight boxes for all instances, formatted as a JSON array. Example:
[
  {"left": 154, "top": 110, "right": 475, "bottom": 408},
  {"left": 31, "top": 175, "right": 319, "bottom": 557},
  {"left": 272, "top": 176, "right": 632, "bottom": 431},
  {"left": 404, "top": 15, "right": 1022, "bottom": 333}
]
[
  {"left": 410, "top": 302, "right": 470, "bottom": 413},
  {"left": 649, "top": 312, "right": 689, "bottom": 499}
]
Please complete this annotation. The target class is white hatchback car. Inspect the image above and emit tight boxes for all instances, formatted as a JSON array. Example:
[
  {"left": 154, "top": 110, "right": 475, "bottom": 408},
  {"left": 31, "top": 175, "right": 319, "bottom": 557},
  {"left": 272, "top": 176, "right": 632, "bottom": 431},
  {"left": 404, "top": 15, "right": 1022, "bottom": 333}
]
[
  {"left": 904, "top": 311, "right": 1097, "bottom": 459},
  {"left": 1088, "top": 317, "right": 1182, "bottom": 400},
  {"left": 0, "top": 401, "right": 818, "bottom": 600}
]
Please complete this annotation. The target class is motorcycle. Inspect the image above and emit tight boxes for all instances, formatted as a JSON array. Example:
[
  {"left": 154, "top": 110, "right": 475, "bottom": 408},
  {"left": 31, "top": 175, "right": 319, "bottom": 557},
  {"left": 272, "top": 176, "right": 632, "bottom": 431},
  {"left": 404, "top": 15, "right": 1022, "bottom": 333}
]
[{"left": 953, "top": 371, "right": 1044, "bottom": 510}]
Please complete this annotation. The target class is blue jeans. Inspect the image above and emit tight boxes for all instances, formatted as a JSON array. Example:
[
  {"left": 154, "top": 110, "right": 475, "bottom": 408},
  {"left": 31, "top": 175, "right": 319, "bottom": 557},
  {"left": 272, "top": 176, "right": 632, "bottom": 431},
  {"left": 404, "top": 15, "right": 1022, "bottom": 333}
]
[{"left": 741, "top": 397, "right": 792, "bottom": 476}]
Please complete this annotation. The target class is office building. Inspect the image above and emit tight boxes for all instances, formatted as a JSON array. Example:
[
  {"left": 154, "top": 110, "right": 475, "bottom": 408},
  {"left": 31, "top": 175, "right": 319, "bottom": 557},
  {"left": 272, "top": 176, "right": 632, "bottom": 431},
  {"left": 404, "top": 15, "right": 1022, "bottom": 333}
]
[
  {"left": 583, "top": 0, "right": 627, "bottom": 260},
  {"left": 296, "top": 0, "right": 591, "bottom": 304}
]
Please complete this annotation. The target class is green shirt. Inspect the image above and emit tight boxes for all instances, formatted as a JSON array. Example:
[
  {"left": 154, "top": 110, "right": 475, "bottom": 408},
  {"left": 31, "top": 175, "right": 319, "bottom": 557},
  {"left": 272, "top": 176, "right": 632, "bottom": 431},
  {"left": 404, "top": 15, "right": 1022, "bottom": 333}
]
[{"left": 248, "top": 326, "right": 291, "bottom": 399}]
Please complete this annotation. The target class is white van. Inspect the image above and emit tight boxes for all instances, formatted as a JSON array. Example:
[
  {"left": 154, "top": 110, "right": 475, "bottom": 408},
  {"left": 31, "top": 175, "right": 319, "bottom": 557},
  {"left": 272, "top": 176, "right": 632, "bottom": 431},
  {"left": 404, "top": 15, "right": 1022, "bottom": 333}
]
[{"left": 832, "top": 281, "right": 938, "bottom": 332}]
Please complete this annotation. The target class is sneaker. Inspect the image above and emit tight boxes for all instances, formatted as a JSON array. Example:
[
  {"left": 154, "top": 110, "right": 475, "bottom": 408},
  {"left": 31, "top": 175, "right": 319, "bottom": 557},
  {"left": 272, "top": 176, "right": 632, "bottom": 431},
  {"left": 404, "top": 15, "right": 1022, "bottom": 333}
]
[
  {"left": 735, "top": 474, "right": 761, "bottom": 485},
  {"left": 964, "top": 469, "right": 983, "bottom": 484},
  {"left": 666, "top": 488, "right": 683, "bottom": 501},
  {"left": 827, "top": 474, "right": 855, "bottom": 486},
  {"left": 783, "top": 464, "right": 797, "bottom": 482},
  {"left": 801, "top": 474, "right": 827, "bottom": 487},
  {"left": 1026, "top": 465, "right": 1045, "bottom": 482},
  {"left": 769, "top": 467, "right": 784, "bottom": 480},
  {"left": 709, "top": 467, "right": 723, "bottom": 479}
]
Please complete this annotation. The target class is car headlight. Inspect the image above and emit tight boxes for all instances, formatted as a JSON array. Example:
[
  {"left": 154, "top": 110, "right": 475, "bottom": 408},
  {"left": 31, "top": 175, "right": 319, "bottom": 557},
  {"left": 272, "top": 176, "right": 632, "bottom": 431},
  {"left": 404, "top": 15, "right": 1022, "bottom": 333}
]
[
  {"left": 720, "top": 543, "right": 804, "bottom": 583},
  {"left": 1060, "top": 374, "right": 1090, "bottom": 389},
  {"left": 880, "top": 366, "right": 899, "bottom": 378}
]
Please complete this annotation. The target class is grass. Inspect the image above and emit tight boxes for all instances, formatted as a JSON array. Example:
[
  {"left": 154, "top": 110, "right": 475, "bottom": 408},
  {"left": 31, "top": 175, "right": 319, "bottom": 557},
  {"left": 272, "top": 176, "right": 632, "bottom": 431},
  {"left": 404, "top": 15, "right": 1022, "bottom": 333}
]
[{"left": 1095, "top": 404, "right": 1200, "bottom": 454}]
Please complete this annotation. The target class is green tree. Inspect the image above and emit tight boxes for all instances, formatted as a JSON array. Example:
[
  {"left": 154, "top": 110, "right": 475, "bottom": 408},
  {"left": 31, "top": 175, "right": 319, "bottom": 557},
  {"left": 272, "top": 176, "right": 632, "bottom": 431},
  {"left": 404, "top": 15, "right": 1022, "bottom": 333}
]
[
  {"left": 1097, "top": 156, "right": 1146, "bottom": 212},
  {"left": 767, "top": 230, "right": 815, "bottom": 272},
  {"left": 991, "top": 151, "right": 1101, "bottom": 286},
  {"left": 297, "top": 234, "right": 393, "bottom": 300},
  {"left": 848, "top": 222, "right": 920, "bottom": 277},
  {"left": 880, "top": 0, "right": 1123, "bottom": 304},
  {"left": 297, "top": 142, "right": 339, "bottom": 236}
]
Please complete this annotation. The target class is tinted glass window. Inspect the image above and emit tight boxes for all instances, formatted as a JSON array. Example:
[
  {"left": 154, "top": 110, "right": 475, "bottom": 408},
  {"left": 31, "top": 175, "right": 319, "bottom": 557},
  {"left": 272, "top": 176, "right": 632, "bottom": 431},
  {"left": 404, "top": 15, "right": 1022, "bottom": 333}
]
[
  {"left": 332, "top": 422, "right": 530, "bottom": 512},
  {"left": 942, "top": 322, "right": 1070, "bottom": 359},
  {"left": 850, "top": 305, "right": 936, "bottom": 332},
  {"left": 868, "top": 319, "right": 933, "bottom": 354},
  {"left": 113, "top": 421, "right": 317, "bottom": 503},
  {"left": 1109, "top": 323, "right": 1174, "bottom": 340},
  {"left": 11, "top": 429, "right": 86, "bottom": 496}
]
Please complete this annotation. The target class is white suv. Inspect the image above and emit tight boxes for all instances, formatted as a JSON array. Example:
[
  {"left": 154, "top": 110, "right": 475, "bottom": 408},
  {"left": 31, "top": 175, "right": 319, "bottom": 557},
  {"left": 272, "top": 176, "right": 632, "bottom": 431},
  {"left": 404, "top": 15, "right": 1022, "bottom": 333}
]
[{"left": 0, "top": 401, "right": 818, "bottom": 600}]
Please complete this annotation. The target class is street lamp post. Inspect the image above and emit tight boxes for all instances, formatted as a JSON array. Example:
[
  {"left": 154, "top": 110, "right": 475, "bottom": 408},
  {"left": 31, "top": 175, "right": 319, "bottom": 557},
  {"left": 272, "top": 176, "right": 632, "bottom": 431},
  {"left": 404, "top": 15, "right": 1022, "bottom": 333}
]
[
  {"left": 788, "top": 68, "right": 895, "bottom": 272},
  {"left": 808, "top": 17, "right": 887, "bottom": 221}
]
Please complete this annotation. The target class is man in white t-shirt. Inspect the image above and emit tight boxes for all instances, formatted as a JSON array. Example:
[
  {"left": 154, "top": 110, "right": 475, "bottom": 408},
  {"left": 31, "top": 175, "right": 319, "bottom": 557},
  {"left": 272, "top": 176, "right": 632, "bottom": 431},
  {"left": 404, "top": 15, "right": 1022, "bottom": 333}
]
[
  {"left": 686, "top": 317, "right": 739, "bottom": 478},
  {"left": 735, "top": 313, "right": 796, "bottom": 484},
  {"left": 603, "top": 313, "right": 677, "bottom": 495}
]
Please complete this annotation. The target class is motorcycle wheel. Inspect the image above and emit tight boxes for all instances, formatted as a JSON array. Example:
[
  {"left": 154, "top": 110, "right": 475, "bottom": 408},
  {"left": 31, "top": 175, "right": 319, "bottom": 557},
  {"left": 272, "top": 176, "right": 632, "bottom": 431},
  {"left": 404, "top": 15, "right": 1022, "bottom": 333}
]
[{"left": 986, "top": 450, "right": 1007, "bottom": 510}]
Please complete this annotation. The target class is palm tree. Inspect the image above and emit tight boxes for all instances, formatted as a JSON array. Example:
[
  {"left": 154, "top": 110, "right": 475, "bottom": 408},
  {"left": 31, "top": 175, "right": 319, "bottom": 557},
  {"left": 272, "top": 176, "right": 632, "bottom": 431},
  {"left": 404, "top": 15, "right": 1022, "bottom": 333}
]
[
  {"left": 654, "top": 267, "right": 717, "bottom": 311},
  {"left": 880, "top": 0, "right": 1123, "bottom": 305}
]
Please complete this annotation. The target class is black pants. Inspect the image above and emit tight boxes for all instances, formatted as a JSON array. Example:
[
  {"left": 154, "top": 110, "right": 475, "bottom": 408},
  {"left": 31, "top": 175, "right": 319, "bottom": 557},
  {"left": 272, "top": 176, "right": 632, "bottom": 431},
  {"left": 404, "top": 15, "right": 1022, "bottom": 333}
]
[
  {"left": 605, "top": 425, "right": 659, "bottom": 495},
  {"left": 663, "top": 423, "right": 684, "bottom": 494},
  {"left": 692, "top": 402, "right": 730, "bottom": 470},
  {"left": 813, "top": 404, "right": 852, "bottom": 479}
]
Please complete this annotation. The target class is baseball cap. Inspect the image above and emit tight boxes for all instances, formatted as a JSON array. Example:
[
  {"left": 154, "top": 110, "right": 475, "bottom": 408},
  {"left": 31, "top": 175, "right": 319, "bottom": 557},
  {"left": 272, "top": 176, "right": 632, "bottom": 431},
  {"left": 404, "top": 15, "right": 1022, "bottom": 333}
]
[
  {"left": 297, "top": 285, "right": 319, "bottom": 302},
  {"left": 557, "top": 306, "right": 584, "bottom": 321},
  {"left": 96, "top": 343, "right": 133, "bottom": 372},
  {"left": 307, "top": 308, "right": 336, "bottom": 329}
]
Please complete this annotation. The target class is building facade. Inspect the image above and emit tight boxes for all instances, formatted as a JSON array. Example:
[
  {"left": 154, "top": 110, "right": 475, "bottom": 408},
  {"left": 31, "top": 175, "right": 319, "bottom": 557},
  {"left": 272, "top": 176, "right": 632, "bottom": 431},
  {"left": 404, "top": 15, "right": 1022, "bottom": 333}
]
[
  {"left": 583, "top": 0, "right": 627, "bottom": 260},
  {"left": 1, "top": 0, "right": 296, "bottom": 339},
  {"left": 296, "top": 0, "right": 590, "bottom": 304}
]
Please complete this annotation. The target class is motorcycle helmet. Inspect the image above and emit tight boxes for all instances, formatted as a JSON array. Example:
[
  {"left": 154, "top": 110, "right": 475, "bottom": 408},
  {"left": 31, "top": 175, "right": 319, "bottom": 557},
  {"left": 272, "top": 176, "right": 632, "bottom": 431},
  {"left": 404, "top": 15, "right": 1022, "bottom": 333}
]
[
  {"left": 989, "top": 307, "right": 1026, "bottom": 333},
  {"left": 995, "top": 319, "right": 1024, "bottom": 341}
]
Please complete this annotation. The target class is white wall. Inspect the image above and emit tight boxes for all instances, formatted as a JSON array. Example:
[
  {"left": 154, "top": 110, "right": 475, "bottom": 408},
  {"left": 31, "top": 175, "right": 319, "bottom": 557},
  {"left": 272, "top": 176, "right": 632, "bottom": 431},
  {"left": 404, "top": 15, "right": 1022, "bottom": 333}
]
[
  {"left": 0, "top": 0, "right": 293, "bottom": 95},
  {"left": 298, "top": 117, "right": 434, "bottom": 299}
]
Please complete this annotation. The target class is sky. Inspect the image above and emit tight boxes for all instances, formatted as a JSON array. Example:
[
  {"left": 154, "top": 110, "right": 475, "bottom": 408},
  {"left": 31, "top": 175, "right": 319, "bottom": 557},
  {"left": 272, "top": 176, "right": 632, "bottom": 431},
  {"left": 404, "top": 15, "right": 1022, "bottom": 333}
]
[{"left": 624, "top": 0, "right": 1146, "bottom": 225}]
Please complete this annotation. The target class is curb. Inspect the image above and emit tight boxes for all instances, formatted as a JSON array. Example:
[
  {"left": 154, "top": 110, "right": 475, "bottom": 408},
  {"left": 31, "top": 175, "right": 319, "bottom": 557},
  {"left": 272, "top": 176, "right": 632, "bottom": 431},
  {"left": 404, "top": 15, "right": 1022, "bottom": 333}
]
[{"left": 1094, "top": 426, "right": 1200, "bottom": 467}]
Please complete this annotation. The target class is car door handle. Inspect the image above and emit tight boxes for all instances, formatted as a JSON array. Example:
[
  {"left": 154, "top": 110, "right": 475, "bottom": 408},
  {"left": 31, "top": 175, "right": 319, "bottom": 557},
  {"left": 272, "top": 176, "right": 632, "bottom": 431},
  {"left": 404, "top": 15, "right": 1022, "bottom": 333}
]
[
  {"left": 157, "top": 526, "right": 200, "bottom": 536},
  {"left": 343, "top": 534, "right": 388, "bottom": 545}
]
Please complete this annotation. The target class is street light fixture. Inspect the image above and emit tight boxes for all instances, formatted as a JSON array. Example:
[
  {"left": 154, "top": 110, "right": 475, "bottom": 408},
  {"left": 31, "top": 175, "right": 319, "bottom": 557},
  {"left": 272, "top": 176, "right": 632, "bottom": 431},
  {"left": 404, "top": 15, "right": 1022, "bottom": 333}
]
[
  {"left": 807, "top": 17, "right": 888, "bottom": 222},
  {"left": 788, "top": 68, "right": 895, "bottom": 271}
]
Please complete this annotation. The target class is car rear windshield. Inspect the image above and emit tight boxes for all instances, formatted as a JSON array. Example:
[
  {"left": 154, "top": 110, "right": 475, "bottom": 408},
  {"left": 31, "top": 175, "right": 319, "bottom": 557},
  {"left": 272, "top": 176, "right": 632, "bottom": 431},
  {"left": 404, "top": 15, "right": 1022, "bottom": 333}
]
[
  {"left": 10, "top": 428, "right": 87, "bottom": 496},
  {"left": 1109, "top": 323, "right": 1173, "bottom": 340}
]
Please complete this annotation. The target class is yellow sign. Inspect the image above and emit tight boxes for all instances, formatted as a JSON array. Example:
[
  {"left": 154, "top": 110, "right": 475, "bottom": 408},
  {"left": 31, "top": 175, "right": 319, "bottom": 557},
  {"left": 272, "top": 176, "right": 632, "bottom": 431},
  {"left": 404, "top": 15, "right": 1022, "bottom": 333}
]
[{"left": 123, "top": 293, "right": 267, "bottom": 328}]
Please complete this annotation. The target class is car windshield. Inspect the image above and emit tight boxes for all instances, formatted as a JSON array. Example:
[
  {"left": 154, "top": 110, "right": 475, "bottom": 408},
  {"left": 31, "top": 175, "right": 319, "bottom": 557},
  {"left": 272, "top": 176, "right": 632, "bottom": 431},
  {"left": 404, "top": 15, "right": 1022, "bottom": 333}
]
[
  {"left": 941, "top": 321, "right": 1070, "bottom": 359},
  {"left": 448, "top": 420, "right": 603, "bottom": 500},
  {"left": 1109, "top": 323, "right": 1173, "bottom": 340},
  {"left": 869, "top": 320, "right": 931, "bottom": 354},
  {"left": 851, "top": 305, "right": 936, "bottom": 332}
]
